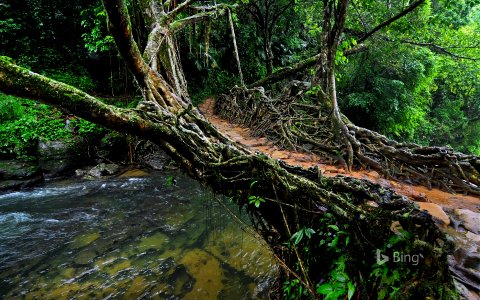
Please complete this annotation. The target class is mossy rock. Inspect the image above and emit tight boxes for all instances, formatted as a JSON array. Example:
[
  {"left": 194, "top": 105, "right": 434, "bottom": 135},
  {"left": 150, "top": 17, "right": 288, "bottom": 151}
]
[
  {"left": 179, "top": 248, "right": 224, "bottom": 299},
  {"left": 70, "top": 232, "right": 100, "bottom": 249},
  {"left": 0, "top": 159, "right": 39, "bottom": 180}
]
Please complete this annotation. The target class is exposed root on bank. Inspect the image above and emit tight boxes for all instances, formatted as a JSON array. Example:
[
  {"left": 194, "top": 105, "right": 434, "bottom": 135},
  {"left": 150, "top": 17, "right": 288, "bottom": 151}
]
[{"left": 216, "top": 85, "right": 480, "bottom": 196}]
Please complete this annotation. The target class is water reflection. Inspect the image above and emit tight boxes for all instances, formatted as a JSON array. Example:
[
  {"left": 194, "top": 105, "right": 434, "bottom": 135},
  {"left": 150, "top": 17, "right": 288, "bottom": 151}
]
[{"left": 0, "top": 170, "right": 277, "bottom": 299}]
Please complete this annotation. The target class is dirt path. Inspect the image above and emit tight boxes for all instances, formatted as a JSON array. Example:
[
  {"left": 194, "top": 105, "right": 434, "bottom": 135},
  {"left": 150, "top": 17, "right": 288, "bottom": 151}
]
[{"left": 198, "top": 99, "right": 480, "bottom": 217}]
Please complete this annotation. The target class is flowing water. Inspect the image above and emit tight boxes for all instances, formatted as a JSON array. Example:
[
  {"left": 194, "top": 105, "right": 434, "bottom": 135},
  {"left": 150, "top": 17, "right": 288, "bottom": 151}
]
[{"left": 0, "top": 170, "right": 277, "bottom": 299}]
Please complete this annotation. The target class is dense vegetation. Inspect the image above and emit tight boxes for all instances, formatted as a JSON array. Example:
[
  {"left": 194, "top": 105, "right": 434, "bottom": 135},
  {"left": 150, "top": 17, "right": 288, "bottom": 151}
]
[
  {"left": 1, "top": 1, "right": 479, "bottom": 299},
  {"left": 1, "top": 0, "right": 479, "bottom": 159}
]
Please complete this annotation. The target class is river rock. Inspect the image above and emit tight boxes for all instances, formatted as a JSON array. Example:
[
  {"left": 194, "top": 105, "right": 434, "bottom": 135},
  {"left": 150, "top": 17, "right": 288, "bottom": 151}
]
[
  {"left": 0, "top": 160, "right": 42, "bottom": 191},
  {"left": 454, "top": 209, "right": 480, "bottom": 234},
  {"left": 0, "top": 176, "right": 43, "bottom": 191},
  {"left": 0, "top": 159, "right": 39, "bottom": 180},
  {"left": 38, "top": 140, "right": 86, "bottom": 178},
  {"left": 88, "top": 163, "right": 121, "bottom": 177},
  {"left": 416, "top": 202, "right": 450, "bottom": 226}
]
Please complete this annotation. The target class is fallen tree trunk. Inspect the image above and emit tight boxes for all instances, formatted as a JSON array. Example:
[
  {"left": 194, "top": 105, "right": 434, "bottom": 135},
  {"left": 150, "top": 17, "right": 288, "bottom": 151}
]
[{"left": 0, "top": 0, "right": 460, "bottom": 297}]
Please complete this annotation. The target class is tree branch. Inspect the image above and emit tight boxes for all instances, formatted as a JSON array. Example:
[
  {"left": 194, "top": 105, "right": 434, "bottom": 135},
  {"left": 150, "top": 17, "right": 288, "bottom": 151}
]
[
  {"left": 248, "top": 46, "right": 367, "bottom": 88},
  {"left": 171, "top": 9, "right": 228, "bottom": 33},
  {"left": 102, "top": 0, "right": 149, "bottom": 85},
  {"left": 269, "top": 0, "right": 294, "bottom": 34},
  {"left": 401, "top": 40, "right": 480, "bottom": 61},
  {"left": 351, "top": 0, "right": 367, "bottom": 34},
  {"left": 167, "top": 0, "right": 194, "bottom": 20},
  {"left": 357, "top": 0, "right": 426, "bottom": 44},
  {"left": 0, "top": 57, "right": 154, "bottom": 135}
]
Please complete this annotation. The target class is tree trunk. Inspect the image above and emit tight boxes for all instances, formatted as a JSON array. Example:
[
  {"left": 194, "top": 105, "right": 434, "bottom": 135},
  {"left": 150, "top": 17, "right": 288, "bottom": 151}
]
[
  {"left": 264, "top": 31, "right": 274, "bottom": 76},
  {"left": 0, "top": 0, "right": 459, "bottom": 297}
]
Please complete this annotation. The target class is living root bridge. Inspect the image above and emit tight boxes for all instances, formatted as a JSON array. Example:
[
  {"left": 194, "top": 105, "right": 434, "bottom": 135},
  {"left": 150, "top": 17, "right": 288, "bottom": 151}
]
[
  {"left": 216, "top": 85, "right": 480, "bottom": 196},
  {"left": 0, "top": 0, "right": 464, "bottom": 294},
  {"left": 0, "top": 54, "right": 458, "bottom": 298}
]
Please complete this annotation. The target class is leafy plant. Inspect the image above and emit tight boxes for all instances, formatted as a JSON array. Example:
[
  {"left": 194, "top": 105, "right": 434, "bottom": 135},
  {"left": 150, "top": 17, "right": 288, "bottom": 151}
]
[
  {"left": 282, "top": 279, "right": 304, "bottom": 300},
  {"left": 247, "top": 180, "right": 266, "bottom": 207},
  {"left": 247, "top": 195, "right": 265, "bottom": 208},
  {"left": 291, "top": 227, "right": 316, "bottom": 245},
  {"left": 46, "top": 69, "right": 97, "bottom": 92},
  {"left": 316, "top": 255, "right": 355, "bottom": 300},
  {"left": 80, "top": 4, "right": 115, "bottom": 53}
]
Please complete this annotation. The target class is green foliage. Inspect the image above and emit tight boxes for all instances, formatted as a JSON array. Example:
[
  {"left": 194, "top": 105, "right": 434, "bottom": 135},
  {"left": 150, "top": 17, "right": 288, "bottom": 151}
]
[
  {"left": 247, "top": 195, "right": 265, "bottom": 208},
  {"left": 165, "top": 175, "right": 176, "bottom": 186},
  {"left": 281, "top": 212, "right": 355, "bottom": 299},
  {"left": 340, "top": 44, "right": 436, "bottom": 140},
  {"left": 0, "top": 94, "right": 25, "bottom": 123},
  {"left": 282, "top": 279, "right": 305, "bottom": 299},
  {"left": 191, "top": 70, "right": 241, "bottom": 105},
  {"left": 80, "top": 4, "right": 115, "bottom": 53},
  {"left": 368, "top": 232, "right": 414, "bottom": 300},
  {"left": 0, "top": 93, "right": 105, "bottom": 159},
  {"left": 316, "top": 255, "right": 355, "bottom": 300},
  {"left": 416, "top": 56, "right": 480, "bottom": 154},
  {"left": 46, "top": 69, "right": 97, "bottom": 93},
  {"left": 291, "top": 227, "right": 315, "bottom": 245},
  {"left": 247, "top": 180, "right": 266, "bottom": 207}
]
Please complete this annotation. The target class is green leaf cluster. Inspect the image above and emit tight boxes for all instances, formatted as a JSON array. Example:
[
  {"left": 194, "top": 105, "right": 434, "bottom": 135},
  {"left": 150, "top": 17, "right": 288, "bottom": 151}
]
[{"left": 0, "top": 93, "right": 105, "bottom": 159}]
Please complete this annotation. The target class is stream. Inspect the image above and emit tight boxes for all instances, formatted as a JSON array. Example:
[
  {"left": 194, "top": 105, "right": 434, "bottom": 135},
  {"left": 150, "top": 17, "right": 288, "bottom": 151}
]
[{"left": 0, "top": 169, "right": 277, "bottom": 299}]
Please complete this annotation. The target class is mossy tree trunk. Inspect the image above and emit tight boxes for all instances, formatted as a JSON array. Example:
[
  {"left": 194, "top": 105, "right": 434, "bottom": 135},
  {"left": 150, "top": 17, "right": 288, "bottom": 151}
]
[{"left": 0, "top": 0, "right": 458, "bottom": 298}]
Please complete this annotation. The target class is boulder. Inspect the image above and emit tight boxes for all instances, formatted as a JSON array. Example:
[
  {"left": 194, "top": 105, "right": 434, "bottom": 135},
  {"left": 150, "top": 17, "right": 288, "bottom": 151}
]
[
  {"left": 0, "top": 160, "right": 42, "bottom": 191},
  {"left": 87, "top": 163, "right": 121, "bottom": 177},
  {"left": 0, "top": 176, "right": 43, "bottom": 191},
  {"left": 0, "top": 159, "right": 39, "bottom": 180},
  {"left": 38, "top": 140, "right": 87, "bottom": 178},
  {"left": 416, "top": 202, "right": 450, "bottom": 226},
  {"left": 454, "top": 209, "right": 480, "bottom": 234}
]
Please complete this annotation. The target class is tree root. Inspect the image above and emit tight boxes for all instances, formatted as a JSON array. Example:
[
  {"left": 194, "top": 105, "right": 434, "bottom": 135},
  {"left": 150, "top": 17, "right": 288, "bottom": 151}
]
[{"left": 216, "top": 85, "right": 480, "bottom": 196}]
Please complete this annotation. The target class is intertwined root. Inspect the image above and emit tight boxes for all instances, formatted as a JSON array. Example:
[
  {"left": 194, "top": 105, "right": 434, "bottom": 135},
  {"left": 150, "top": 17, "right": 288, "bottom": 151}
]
[{"left": 216, "top": 85, "right": 480, "bottom": 196}]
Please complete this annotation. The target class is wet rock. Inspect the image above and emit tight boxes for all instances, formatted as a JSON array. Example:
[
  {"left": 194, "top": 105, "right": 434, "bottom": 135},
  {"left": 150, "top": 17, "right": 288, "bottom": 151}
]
[
  {"left": 38, "top": 140, "right": 87, "bottom": 178},
  {"left": 71, "top": 232, "right": 100, "bottom": 249},
  {"left": 0, "top": 176, "right": 43, "bottom": 191},
  {"left": 416, "top": 202, "right": 450, "bottom": 226},
  {"left": 74, "top": 167, "right": 91, "bottom": 177},
  {"left": 463, "top": 253, "right": 480, "bottom": 270},
  {"left": 87, "top": 163, "right": 121, "bottom": 177},
  {"left": 141, "top": 152, "right": 172, "bottom": 170},
  {"left": 75, "top": 250, "right": 97, "bottom": 265},
  {"left": 125, "top": 276, "right": 149, "bottom": 298},
  {"left": 453, "top": 280, "right": 479, "bottom": 300},
  {"left": 0, "top": 159, "right": 39, "bottom": 180},
  {"left": 179, "top": 248, "right": 224, "bottom": 299},
  {"left": 137, "top": 232, "right": 169, "bottom": 252},
  {"left": 454, "top": 209, "right": 480, "bottom": 234},
  {"left": 466, "top": 231, "right": 480, "bottom": 244},
  {"left": 136, "top": 141, "right": 173, "bottom": 170}
]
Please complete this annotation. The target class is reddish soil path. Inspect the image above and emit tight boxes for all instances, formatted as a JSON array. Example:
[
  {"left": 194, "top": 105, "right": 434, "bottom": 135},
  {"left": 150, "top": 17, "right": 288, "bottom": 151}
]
[{"left": 198, "top": 99, "right": 480, "bottom": 218}]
